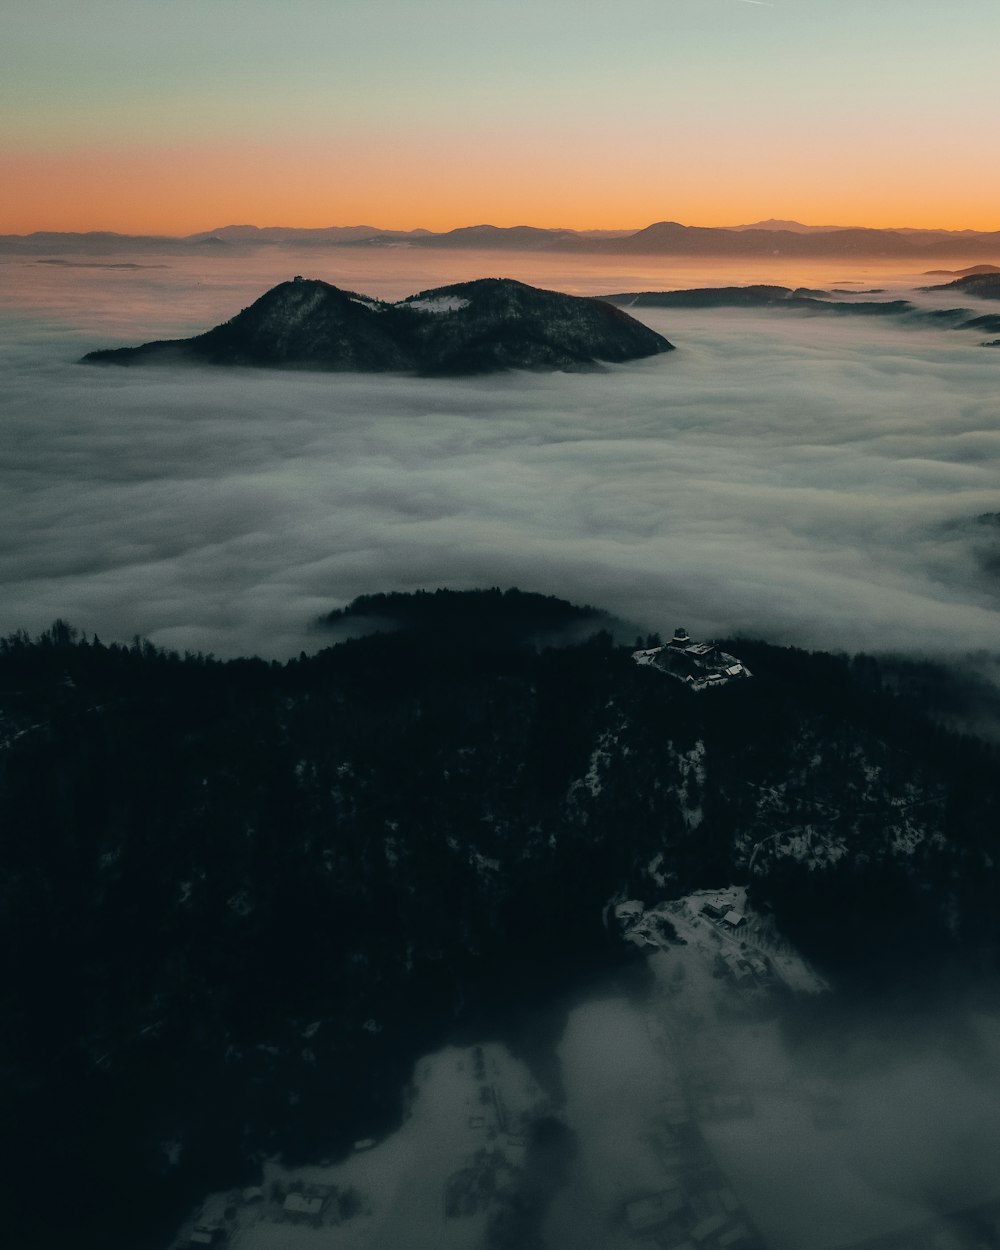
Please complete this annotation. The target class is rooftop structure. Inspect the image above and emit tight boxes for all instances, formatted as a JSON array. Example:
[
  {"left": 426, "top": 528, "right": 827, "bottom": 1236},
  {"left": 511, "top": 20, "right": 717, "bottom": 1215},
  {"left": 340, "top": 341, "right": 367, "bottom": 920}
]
[{"left": 633, "top": 630, "right": 751, "bottom": 692}]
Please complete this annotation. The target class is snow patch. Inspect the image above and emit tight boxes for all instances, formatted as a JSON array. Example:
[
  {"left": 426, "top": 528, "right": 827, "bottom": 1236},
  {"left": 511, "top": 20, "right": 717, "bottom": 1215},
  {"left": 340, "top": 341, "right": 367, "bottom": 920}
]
[
  {"left": 401, "top": 296, "right": 470, "bottom": 314},
  {"left": 623, "top": 884, "right": 830, "bottom": 997}
]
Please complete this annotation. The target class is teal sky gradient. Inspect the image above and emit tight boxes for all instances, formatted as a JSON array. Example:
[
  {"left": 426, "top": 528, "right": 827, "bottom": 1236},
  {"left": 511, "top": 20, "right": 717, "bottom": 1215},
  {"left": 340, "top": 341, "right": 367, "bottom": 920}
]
[{"left": 4, "top": 0, "right": 999, "bottom": 231}]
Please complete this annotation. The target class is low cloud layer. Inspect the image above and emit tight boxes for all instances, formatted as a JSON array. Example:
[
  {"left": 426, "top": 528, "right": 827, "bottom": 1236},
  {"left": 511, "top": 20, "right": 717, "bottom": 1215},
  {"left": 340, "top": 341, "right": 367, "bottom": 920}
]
[{"left": 1, "top": 250, "right": 998, "bottom": 659}]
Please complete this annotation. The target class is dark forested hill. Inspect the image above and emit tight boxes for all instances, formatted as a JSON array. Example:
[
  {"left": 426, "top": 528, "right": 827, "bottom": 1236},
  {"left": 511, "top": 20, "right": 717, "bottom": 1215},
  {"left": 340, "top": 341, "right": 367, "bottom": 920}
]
[
  {"left": 80, "top": 277, "right": 673, "bottom": 375},
  {"left": 924, "top": 272, "right": 1000, "bottom": 299},
  {"left": 1, "top": 596, "right": 998, "bottom": 1250}
]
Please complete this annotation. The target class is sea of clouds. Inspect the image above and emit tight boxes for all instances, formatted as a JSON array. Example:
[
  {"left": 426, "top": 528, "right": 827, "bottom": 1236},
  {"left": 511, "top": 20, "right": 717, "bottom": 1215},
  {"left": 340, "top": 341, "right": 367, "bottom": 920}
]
[{"left": 1, "top": 248, "right": 998, "bottom": 660}]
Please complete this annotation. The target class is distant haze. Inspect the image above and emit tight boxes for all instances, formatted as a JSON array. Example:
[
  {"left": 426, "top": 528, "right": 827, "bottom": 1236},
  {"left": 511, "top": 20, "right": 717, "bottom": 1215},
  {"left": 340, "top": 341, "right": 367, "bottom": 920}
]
[{"left": 1, "top": 247, "right": 999, "bottom": 661}]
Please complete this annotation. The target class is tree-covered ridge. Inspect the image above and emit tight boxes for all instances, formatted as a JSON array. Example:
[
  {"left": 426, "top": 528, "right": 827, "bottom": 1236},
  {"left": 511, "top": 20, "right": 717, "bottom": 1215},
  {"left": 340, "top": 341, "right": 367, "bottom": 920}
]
[
  {"left": 320, "top": 586, "right": 611, "bottom": 643},
  {"left": 80, "top": 276, "right": 673, "bottom": 375},
  {"left": 1, "top": 604, "right": 998, "bottom": 1249}
]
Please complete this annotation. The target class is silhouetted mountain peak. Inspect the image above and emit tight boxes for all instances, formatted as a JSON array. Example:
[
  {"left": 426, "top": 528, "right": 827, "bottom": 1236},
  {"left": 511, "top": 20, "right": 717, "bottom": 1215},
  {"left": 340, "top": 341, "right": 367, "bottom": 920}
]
[{"left": 81, "top": 276, "right": 674, "bottom": 375}]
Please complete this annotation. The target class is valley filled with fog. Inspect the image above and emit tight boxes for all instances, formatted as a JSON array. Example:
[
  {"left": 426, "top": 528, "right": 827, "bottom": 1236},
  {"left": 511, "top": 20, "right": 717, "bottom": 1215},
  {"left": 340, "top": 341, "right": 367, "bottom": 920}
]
[
  {"left": 177, "top": 888, "right": 1000, "bottom": 1250},
  {"left": 4, "top": 245, "right": 1000, "bottom": 1250},
  {"left": 2, "top": 246, "right": 998, "bottom": 660}
]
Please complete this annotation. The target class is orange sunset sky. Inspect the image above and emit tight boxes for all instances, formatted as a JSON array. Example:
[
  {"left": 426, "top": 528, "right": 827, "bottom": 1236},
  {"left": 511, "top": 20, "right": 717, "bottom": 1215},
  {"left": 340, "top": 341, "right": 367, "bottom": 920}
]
[{"left": 4, "top": 0, "right": 999, "bottom": 236}]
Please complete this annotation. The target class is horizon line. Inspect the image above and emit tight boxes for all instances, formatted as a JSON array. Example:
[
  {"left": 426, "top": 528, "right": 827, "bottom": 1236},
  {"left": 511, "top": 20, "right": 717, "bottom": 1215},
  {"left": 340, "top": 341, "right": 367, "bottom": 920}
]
[{"left": 3, "top": 216, "right": 999, "bottom": 241}]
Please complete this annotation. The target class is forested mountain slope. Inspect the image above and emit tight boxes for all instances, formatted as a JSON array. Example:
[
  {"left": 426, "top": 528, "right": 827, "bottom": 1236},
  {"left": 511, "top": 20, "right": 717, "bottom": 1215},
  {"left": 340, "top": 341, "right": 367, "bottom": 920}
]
[{"left": 1, "top": 592, "right": 997, "bottom": 1249}]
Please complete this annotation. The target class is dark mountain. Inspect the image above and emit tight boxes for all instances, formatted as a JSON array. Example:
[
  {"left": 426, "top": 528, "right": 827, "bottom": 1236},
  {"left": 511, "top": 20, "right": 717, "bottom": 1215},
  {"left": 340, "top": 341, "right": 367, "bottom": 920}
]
[
  {"left": 602, "top": 286, "right": 915, "bottom": 316},
  {"left": 604, "top": 284, "right": 814, "bottom": 307},
  {"left": 81, "top": 276, "right": 673, "bottom": 375},
  {"left": 924, "top": 263, "right": 1000, "bottom": 277},
  {"left": 606, "top": 221, "right": 916, "bottom": 258},
  {"left": 392, "top": 278, "right": 672, "bottom": 372},
  {"left": 923, "top": 272, "right": 1000, "bottom": 299},
  {"left": 367, "top": 223, "right": 582, "bottom": 250},
  {"left": 954, "top": 313, "right": 1000, "bottom": 334},
  {"left": 82, "top": 278, "right": 413, "bottom": 371},
  {"left": 185, "top": 224, "right": 427, "bottom": 244},
  {"left": 726, "top": 218, "right": 857, "bottom": 233},
  {"left": 597, "top": 221, "right": 1000, "bottom": 260},
  {"left": 321, "top": 586, "right": 613, "bottom": 646},
  {"left": 0, "top": 230, "right": 210, "bottom": 256},
  {"left": 5, "top": 220, "right": 1000, "bottom": 260}
]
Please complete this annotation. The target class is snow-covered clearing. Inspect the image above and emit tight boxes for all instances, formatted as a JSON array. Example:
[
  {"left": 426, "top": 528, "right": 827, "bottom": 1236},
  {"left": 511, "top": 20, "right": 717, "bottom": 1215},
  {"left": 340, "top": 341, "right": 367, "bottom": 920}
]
[
  {"left": 400, "top": 296, "right": 470, "bottom": 313},
  {"left": 174, "top": 1044, "right": 544, "bottom": 1250}
]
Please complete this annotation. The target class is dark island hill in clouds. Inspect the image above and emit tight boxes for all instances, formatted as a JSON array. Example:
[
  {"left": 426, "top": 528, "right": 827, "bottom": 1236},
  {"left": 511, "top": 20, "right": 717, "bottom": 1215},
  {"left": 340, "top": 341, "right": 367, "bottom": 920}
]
[
  {"left": 80, "top": 277, "right": 673, "bottom": 374},
  {"left": 78, "top": 272, "right": 1000, "bottom": 374},
  {"left": 6, "top": 216, "right": 1000, "bottom": 260}
]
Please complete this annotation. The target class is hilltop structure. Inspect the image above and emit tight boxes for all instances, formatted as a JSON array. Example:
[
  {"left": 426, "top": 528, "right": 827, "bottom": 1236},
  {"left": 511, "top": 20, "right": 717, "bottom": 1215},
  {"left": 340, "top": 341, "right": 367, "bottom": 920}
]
[{"left": 633, "top": 628, "right": 751, "bottom": 691}]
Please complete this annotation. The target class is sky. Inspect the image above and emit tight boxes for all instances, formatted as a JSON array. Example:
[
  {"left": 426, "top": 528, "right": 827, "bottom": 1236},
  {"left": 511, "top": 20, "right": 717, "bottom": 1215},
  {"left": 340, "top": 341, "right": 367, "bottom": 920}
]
[{"left": 4, "top": 0, "right": 1000, "bottom": 235}]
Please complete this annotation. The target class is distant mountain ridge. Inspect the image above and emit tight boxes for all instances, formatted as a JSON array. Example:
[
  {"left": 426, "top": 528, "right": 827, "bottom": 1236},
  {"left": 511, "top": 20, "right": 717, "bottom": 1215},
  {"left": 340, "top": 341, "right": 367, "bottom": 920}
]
[
  {"left": 600, "top": 285, "right": 915, "bottom": 315},
  {"left": 81, "top": 276, "right": 673, "bottom": 375},
  {"left": 5, "top": 218, "right": 1000, "bottom": 260},
  {"left": 923, "top": 272, "right": 1000, "bottom": 299}
]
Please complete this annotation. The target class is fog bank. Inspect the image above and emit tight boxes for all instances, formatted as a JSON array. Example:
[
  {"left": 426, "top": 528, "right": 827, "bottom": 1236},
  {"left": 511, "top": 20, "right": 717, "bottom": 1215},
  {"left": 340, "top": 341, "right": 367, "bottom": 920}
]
[{"left": 1, "top": 250, "right": 998, "bottom": 658}]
